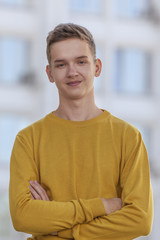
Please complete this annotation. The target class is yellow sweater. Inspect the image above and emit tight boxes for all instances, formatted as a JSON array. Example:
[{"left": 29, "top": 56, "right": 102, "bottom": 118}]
[{"left": 9, "top": 110, "right": 153, "bottom": 240}]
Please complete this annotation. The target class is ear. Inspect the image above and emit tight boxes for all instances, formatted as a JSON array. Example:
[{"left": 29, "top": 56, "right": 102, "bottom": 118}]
[
  {"left": 46, "top": 65, "right": 54, "bottom": 83},
  {"left": 94, "top": 58, "right": 102, "bottom": 77}
]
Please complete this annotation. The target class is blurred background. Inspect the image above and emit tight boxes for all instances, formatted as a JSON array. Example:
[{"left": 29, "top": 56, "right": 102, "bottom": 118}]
[{"left": 0, "top": 0, "right": 160, "bottom": 239}]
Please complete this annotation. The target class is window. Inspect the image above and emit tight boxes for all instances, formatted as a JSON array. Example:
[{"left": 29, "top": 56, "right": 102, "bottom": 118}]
[
  {"left": 0, "top": 114, "right": 30, "bottom": 163},
  {"left": 0, "top": 38, "right": 30, "bottom": 85},
  {"left": 0, "top": 0, "right": 31, "bottom": 7},
  {"left": 70, "top": 0, "right": 104, "bottom": 13},
  {"left": 113, "top": 48, "right": 151, "bottom": 95},
  {"left": 115, "top": 0, "right": 150, "bottom": 18}
]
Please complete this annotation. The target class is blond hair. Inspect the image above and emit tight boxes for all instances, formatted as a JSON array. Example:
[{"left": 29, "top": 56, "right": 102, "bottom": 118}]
[{"left": 46, "top": 23, "right": 96, "bottom": 64}]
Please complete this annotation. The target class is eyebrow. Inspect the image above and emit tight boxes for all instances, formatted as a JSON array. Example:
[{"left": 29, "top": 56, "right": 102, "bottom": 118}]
[
  {"left": 54, "top": 59, "right": 65, "bottom": 63},
  {"left": 76, "top": 56, "right": 88, "bottom": 59},
  {"left": 54, "top": 56, "right": 88, "bottom": 63}
]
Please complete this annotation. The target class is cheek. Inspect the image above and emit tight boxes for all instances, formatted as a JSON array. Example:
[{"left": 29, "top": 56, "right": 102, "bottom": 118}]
[
  {"left": 54, "top": 70, "right": 66, "bottom": 82},
  {"left": 86, "top": 69, "right": 96, "bottom": 80},
  {"left": 79, "top": 66, "right": 94, "bottom": 77}
]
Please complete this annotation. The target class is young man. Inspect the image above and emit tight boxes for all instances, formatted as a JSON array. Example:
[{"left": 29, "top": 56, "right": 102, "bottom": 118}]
[{"left": 9, "top": 23, "right": 153, "bottom": 240}]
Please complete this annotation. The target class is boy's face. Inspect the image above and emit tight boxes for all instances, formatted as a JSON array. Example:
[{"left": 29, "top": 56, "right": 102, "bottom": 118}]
[{"left": 46, "top": 38, "right": 102, "bottom": 100}]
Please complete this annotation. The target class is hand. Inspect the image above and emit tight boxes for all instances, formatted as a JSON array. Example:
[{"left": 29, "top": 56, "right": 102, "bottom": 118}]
[
  {"left": 29, "top": 180, "right": 50, "bottom": 201},
  {"left": 101, "top": 198, "right": 122, "bottom": 215},
  {"left": 50, "top": 232, "right": 58, "bottom": 236},
  {"left": 29, "top": 180, "right": 58, "bottom": 236}
]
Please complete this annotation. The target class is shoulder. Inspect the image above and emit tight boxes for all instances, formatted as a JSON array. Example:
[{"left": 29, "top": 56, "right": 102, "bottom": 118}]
[
  {"left": 106, "top": 112, "right": 140, "bottom": 136},
  {"left": 16, "top": 112, "right": 53, "bottom": 140},
  {"left": 104, "top": 111, "right": 143, "bottom": 148}
]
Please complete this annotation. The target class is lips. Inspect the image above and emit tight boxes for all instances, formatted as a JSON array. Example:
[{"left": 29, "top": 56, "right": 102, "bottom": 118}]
[{"left": 67, "top": 81, "right": 82, "bottom": 86}]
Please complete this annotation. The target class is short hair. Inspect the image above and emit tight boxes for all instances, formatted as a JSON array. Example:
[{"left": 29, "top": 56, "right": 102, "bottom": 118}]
[{"left": 46, "top": 23, "right": 96, "bottom": 64}]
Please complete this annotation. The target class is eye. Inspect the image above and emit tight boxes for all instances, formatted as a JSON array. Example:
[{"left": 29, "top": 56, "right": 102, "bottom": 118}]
[
  {"left": 56, "top": 63, "right": 65, "bottom": 68},
  {"left": 78, "top": 60, "right": 86, "bottom": 65}
]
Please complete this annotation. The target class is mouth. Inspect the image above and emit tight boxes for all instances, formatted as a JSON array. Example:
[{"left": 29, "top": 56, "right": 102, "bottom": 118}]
[{"left": 67, "top": 81, "right": 82, "bottom": 87}]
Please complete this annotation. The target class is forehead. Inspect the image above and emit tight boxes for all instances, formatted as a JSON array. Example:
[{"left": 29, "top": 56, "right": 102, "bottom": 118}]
[{"left": 50, "top": 38, "right": 92, "bottom": 61}]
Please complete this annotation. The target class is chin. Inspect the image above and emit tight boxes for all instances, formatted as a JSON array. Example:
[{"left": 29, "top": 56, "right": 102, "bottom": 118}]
[
  {"left": 60, "top": 88, "right": 92, "bottom": 100},
  {"left": 67, "top": 94, "right": 84, "bottom": 100}
]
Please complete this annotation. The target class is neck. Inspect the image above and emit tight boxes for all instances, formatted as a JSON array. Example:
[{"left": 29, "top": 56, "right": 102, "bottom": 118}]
[{"left": 53, "top": 92, "right": 103, "bottom": 121}]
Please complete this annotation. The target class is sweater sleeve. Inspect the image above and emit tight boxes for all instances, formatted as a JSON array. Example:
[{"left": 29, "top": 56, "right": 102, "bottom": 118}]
[
  {"left": 9, "top": 134, "right": 105, "bottom": 235},
  {"left": 58, "top": 130, "right": 153, "bottom": 240}
]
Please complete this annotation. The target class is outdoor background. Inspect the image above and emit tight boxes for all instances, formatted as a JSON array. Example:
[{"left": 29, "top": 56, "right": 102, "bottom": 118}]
[{"left": 0, "top": 0, "right": 160, "bottom": 239}]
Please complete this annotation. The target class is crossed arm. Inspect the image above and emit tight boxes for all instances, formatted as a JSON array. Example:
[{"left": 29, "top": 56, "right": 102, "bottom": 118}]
[
  {"left": 10, "top": 132, "right": 153, "bottom": 239},
  {"left": 29, "top": 180, "right": 122, "bottom": 237}
]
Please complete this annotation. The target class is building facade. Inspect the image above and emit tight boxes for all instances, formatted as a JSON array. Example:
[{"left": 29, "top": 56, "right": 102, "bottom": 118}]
[{"left": 0, "top": 0, "right": 160, "bottom": 239}]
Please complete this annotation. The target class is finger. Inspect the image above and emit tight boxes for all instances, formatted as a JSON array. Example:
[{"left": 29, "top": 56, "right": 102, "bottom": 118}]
[
  {"left": 30, "top": 181, "right": 50, "bottom": 201},
  {"left": 51, "top": 232, "right": 58, "bottom": 236},
  {"left": 33, "top": 181, "right": 50, "bottom": 201},
  {"left": 31, "top": 192, "right": 35, "bottom": 200},
  {"left": 29, "top": 184, "right": 41, "bottom": 200}
]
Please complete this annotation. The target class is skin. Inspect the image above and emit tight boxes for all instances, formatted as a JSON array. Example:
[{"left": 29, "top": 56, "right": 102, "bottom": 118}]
[
  {"left": 46, "top": 38, "right": 103, "bottom": 121},
  {"left": 29, "top": 38, "right": 122, "bottom": 235}
]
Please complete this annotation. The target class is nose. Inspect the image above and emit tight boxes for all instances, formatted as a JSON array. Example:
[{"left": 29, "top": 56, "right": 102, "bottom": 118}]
[{"left": 67, "top": 63, "right": 78, "bottom": 78}]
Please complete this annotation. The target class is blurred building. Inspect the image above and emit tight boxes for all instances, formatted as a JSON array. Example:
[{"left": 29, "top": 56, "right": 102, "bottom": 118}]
[{"left": 0, "top": 0, "right": 160, "bottom": 239}]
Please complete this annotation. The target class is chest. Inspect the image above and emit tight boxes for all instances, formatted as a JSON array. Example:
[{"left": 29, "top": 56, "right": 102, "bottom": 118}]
[{"left": 36, "top": 126, "right": 122, "bottom": 200}]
